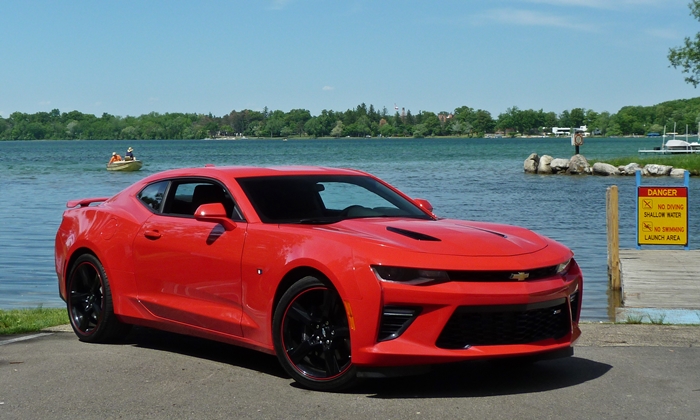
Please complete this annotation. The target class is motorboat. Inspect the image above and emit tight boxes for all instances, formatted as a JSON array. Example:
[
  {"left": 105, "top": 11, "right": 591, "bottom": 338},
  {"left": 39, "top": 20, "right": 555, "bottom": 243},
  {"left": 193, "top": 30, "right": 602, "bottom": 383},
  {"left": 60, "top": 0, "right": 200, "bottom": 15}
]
[
  {"left": 107, "top": 159, "right": 143, "bottom": 171},
  {"left": 638, "top": 123, "right": 700, "bottom": 154}
]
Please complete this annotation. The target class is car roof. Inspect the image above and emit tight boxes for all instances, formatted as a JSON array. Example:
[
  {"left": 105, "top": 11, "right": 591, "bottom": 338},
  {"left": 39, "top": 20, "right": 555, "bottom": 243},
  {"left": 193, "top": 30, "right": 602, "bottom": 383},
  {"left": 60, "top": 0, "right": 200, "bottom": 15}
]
[{"left": 140, "top": 165, "right": 371, "bottom": 183}]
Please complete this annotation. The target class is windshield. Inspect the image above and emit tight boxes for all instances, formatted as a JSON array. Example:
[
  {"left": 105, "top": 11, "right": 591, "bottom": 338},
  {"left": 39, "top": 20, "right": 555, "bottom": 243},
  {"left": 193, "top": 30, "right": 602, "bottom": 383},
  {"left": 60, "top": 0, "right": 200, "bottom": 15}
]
[{"left": 237, "top": 175, "right": 432, "bottom": 224}]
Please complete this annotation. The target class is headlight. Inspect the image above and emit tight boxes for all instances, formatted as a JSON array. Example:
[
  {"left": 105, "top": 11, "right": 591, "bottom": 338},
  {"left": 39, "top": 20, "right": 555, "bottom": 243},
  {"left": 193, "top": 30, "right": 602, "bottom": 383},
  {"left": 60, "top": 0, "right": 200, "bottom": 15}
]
[
  {"left": 555, "top": 259, "right": 572, "bottom": 276},
  {"left": 372, "top": 266, "right": 449, "bottom": 285}
]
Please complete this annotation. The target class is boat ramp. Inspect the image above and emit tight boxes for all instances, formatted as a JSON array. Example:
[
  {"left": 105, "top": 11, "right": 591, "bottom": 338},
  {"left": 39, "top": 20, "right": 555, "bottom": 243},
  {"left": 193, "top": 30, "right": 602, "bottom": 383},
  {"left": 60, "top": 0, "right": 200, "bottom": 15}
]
[{"left": 607, "top": 185, "right": 700, "bottom": 324}]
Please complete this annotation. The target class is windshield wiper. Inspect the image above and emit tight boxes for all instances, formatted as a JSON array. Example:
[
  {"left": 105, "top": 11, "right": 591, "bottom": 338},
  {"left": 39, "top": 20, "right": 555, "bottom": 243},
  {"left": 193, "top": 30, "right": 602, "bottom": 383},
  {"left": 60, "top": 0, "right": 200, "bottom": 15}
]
[{"left": 293, "top": 217, "right": 339, "bottom": 225}]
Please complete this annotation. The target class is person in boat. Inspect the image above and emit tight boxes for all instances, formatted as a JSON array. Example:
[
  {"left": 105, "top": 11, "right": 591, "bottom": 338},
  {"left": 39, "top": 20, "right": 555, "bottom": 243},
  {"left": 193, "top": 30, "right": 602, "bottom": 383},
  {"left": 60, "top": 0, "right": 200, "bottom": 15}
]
[
  {"left": 125, "top": 147, "right": 135, "bottom": 161},
  {"left": 108, "top": 152, "right": 122, "bottom": 164}
]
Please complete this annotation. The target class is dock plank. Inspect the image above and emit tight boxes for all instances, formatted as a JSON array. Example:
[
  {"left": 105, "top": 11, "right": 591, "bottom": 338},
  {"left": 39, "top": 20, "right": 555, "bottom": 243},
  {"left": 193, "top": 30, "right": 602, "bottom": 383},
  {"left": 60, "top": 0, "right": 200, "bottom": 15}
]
[{"left": 619, "top": 249, "right": 700, "bottom": 309}]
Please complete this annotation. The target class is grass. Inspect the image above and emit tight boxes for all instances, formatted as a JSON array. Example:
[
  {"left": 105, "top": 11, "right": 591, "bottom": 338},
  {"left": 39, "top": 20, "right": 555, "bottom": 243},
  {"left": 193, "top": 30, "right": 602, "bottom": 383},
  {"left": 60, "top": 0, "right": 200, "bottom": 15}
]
[
  {"left": 623, "top": 314, "right": 645, "bottom": 324},
  {"left": 649, "top": 314, "right": 667, "bottom": 325},
  {"left": 0, "top": 307, "right": 68, "bottom": 335},
  {"left": 593, "top": 154, "right": 700, "bottom": 175}
]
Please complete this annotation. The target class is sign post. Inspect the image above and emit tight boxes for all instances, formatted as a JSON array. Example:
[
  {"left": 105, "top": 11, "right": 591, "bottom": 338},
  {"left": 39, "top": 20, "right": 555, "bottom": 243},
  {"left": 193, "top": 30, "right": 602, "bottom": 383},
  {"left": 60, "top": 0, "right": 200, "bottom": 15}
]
[
  {"left": 636, "top": 170, "right": 690, "bottom": 250},
  {"left": 571, "top": 131, "right": 584, "bottom": 155}
]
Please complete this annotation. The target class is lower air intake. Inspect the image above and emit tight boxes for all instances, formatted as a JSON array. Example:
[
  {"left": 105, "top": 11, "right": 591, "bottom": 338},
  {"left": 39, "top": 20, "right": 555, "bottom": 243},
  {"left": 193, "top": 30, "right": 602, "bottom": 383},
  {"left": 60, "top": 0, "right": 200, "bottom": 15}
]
[
  {"left": 436, "top": 299, "right": 570, "bottom": 349},
  {"left": 377, "top": 306, "right": 421, "bottom": 342}
]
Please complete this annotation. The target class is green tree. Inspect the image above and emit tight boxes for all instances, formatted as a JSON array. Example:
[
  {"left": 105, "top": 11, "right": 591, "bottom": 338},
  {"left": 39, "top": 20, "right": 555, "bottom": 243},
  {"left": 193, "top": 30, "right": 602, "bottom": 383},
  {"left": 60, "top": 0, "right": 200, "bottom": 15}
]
[
  {"left": 412, "top": 123, "right": 428, "bottom": 138},
  {"left": 330, "top": 121, "right": 344, "bottom": 137},
  {"left": 472, "top": 109, "right": 495, "bottom": 134},
  {"left": 570, "top": 108, "right": 586, "bottom": 128},
  {"left": 304, "top": 117, "right": 323, "bottom": 138},
  {"left": 379, "top": 119, "right": 394, "bottom": 137},
  {"left": 669, "top": 1, "right": 700, "bottom": 86}
]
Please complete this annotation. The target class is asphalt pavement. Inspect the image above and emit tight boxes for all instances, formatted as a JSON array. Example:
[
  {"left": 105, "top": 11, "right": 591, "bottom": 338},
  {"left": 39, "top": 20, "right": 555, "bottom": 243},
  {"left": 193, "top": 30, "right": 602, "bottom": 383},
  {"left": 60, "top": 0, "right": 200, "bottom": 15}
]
[{"left": 1, "top": 323, "right": 699, "bottom": 420}]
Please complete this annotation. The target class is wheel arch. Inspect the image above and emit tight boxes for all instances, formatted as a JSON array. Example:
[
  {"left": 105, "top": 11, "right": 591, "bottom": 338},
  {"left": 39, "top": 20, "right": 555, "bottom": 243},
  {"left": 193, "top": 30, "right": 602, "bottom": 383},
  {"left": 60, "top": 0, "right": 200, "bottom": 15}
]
[
  {"left": 272, "top": 266, "right": 334, "bottom": 323},
  {"left": 61, "top": 247, "right": 100, "bottom": 300}
]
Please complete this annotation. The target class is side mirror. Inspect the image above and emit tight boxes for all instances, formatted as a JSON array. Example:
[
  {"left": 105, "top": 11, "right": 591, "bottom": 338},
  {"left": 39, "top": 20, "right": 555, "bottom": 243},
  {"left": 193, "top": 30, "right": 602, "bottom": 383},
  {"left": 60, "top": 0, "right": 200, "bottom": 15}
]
[
  {"left": 194, "top": 203, "right": 237, "bottom": 231},
  {"left": 413, "top": 198, "right": 434, "bottom": 213}
]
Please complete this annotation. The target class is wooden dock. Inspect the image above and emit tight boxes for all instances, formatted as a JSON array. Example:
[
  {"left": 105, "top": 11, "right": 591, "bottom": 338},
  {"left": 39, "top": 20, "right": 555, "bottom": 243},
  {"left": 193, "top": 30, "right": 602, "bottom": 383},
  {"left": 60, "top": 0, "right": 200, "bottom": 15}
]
[
  {"left": 606, "top": 185, "right": 700, "bottom": 324},
  {"left": 616, "top": 249, "right": 700, "bottom": 324}
]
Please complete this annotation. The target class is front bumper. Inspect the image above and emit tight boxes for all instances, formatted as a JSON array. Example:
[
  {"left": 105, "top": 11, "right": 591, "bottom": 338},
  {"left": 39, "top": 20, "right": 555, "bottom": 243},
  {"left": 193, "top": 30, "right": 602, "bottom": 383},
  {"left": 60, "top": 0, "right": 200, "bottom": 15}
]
[{"left": 349, "top": 261, "right": 582, "bottom": 367}]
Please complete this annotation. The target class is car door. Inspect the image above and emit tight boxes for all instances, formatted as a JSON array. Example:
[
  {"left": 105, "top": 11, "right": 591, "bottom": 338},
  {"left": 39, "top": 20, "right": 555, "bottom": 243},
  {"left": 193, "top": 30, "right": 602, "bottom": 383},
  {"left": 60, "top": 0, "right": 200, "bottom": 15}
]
[{"left": 132, "top": 179, "right": 246, "bottom": 336}]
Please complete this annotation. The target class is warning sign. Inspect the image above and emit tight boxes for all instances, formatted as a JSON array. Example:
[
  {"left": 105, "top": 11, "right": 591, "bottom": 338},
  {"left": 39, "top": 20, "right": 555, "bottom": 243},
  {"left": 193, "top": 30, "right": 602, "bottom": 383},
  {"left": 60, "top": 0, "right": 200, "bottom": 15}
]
[{"left": 637, "top": 186, "right": 688, "bottom": 246}]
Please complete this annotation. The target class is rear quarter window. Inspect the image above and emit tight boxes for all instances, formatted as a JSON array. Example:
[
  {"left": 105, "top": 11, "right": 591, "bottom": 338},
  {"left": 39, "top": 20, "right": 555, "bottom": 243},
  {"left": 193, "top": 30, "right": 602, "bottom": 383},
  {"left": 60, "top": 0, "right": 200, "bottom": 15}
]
[{"left": 137, "top": 181, "right": 168, "bottom": 212}]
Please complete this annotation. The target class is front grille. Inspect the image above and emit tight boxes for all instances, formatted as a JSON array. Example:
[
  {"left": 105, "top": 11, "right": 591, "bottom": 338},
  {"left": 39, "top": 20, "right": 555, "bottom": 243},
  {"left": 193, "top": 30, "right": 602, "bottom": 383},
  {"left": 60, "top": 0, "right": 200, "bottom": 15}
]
[
  {"left": 377, "top": 306, "right": 421, "bottom": 342},
  {"left": 443, "top": 266, "right": 559, "bottom": 282},
  {"left": 436, "top": 299, "right": 570, "bottom": 349}
]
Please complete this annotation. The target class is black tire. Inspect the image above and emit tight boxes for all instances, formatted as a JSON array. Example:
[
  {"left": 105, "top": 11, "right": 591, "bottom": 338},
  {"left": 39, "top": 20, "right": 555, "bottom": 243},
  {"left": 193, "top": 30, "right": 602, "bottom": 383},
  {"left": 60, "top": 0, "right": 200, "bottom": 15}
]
[
  {"left": 273, "top": 276, "right": 357, "bottom": 391},
  {"left": 66, "top": 254, "right": 131, "bottom": 343}
]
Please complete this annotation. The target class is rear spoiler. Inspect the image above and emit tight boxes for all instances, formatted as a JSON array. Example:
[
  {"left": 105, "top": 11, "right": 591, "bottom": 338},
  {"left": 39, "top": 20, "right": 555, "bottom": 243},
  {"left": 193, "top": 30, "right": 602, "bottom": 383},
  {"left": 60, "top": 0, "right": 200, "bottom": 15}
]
[{"left": 66, "top": 197, "right": 110, "bottom": 208}]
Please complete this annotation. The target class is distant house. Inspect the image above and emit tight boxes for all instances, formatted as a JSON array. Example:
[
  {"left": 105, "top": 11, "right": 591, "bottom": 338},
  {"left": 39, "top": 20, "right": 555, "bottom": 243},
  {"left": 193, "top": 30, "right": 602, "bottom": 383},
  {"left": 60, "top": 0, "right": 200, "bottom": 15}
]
[
  {"left": 552, "top": 126, "right": 589, "bottom": 137},
  {"left": 438, "top": 113, "right": 453, "bottom": 124}
]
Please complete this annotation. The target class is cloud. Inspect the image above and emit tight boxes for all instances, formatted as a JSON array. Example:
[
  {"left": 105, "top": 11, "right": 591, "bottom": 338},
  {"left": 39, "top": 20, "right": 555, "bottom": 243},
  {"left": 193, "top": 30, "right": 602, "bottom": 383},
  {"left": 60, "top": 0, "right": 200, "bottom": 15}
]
[
  {"left": 148, "top": 97, "right": 160, "bottom": 103},
  {"left": 322, "top": 86, "right": 334, "bottom": 91},
  {"left": 477, "top": 8, "right": 595, "bottom": 31},
  {"left": 39, "top": 100, "right": 51, "bottom": 106}
]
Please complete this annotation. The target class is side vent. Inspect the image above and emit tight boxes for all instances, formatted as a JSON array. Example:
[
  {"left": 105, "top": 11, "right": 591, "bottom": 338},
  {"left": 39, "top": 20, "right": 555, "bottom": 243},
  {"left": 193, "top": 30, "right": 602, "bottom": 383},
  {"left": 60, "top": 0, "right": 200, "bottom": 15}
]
[
  {"left": 569, "top": 291, "right": 580, "bottom": 323},
  {"left": 386, "top": 226, "right": 441, "bottom": 241},
  {"left": 377, "top": 306, "right": 422, "bottom": 342}
]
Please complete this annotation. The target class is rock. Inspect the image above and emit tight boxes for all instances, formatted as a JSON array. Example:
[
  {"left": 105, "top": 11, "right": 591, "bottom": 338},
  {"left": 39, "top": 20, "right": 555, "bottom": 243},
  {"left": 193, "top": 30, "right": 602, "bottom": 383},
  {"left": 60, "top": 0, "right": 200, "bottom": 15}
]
[
  {"left": 619, "top": 163, "right": 642, "bottom": 176},
  {"left": 643, "top": 164, "right": 673, "bottom": 176},
  {"left": 592, "top": 162, "right": 620, "bottom": 176},
  {"left": 550, "top": 158, "right": 570, "bottom": 173},
  {"left": 670, "top": 168, "right": 688, "bottom": 177},
  {"left": 567, "top": 154, "right": 591, "bottom": 174},
  {"left": 524, "top": 154, "right": 692, "bottom": 177},
  {"left": 524, "top": 153, "right": 539, "bottom": 173},
  {"left": 537, "top": 155, "right": 553, "bottom": 174}
]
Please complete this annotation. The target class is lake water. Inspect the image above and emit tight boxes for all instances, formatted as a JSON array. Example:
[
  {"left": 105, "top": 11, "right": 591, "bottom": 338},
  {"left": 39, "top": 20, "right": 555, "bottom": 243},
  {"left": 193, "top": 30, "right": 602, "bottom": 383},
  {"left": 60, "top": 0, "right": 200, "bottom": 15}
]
[{"left": 1, "top": 136, "right": 697, "bottom": 321}]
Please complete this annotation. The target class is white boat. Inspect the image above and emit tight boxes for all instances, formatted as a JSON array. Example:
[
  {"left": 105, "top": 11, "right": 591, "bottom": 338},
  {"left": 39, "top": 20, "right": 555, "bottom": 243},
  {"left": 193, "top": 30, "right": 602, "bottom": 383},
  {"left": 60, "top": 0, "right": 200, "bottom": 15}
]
[
  {"left": 638, "top": 123, "right": 700, "bottom": 154},
  {"left": 106, "top": 159, "right": 143, "bottom": 171}
]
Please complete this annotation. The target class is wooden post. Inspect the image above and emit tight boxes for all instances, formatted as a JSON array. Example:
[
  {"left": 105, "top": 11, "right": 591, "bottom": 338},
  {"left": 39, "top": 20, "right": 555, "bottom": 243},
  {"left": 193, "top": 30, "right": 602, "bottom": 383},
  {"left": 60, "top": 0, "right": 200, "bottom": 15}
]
[{"left": 607, "top": 185, "right": 621, "bottom": 290}]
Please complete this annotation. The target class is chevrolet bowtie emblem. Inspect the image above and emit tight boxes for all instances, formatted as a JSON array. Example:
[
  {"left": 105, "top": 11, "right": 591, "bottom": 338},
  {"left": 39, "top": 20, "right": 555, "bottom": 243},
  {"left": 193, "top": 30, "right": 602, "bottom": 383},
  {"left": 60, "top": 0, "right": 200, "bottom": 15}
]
[{"left": 510, "top": 272, "right": 529, "bottom": 281}]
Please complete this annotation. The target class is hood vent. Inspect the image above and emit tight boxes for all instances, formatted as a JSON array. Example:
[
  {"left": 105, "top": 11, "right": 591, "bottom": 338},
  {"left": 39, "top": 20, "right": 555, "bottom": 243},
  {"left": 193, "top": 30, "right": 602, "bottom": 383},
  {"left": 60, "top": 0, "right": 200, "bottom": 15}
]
[{"left": 386, "top": 226, "right": 441, "bottom": 241}]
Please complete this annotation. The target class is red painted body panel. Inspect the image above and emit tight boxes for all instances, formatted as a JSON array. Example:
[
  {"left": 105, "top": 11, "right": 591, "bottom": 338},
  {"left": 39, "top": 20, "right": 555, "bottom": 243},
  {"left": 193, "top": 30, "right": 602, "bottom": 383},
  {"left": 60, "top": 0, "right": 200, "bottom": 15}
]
[{"left": 55, "top": 165, "right": 583, "bottom": 371}]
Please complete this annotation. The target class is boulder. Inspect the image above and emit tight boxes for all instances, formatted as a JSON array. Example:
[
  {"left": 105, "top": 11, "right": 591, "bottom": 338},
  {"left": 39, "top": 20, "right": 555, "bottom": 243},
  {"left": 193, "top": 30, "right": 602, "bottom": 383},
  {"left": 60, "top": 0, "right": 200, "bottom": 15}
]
[
  {"left": 619, "top": 163, "right": 642, "bottom": 176},
  {"left": 524, "top": 153, "right": 539, "bottom": 173},
  {"left": 567, "top": 154, "right": 591, "bottom": 175},
  {"left": 550, "top": 158, "right": 570, "bottom": 173},
  {"left": 537, "top": 155, "right": 554, "bottom": 174},
  {"left": 670, "top": 168, "right": 688, "bottom": 177},
  {"left": 643, "top": 164, "right": 673, "bottom": 176},
  {"left": 592, "top": 162, "right": 620, "bottom": 176}
]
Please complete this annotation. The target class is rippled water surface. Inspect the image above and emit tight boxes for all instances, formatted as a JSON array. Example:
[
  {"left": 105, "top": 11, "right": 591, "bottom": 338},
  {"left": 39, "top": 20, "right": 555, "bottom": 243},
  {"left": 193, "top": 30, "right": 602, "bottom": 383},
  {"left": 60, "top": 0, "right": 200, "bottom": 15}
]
[{"left": 2, "top": 137, "right": 698, "bottom": 320}]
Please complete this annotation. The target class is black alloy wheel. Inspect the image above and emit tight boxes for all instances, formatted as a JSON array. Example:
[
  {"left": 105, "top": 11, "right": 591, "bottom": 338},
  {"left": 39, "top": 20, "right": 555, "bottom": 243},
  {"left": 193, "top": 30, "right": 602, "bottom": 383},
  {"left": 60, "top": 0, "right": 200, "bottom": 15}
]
[
  {"left": 273, "top": 276, "right": 356, "bottom": 391},
  {"left": 66, "top": 254, "right": 130, "bottom": 343}
]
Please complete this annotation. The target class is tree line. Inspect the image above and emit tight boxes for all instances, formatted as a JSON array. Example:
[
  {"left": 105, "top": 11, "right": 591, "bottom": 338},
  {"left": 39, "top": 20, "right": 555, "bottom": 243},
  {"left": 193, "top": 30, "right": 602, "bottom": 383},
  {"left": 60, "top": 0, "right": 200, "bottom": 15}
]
[{"left": 2, "top": 97, "right": 700, "bottom": 141}]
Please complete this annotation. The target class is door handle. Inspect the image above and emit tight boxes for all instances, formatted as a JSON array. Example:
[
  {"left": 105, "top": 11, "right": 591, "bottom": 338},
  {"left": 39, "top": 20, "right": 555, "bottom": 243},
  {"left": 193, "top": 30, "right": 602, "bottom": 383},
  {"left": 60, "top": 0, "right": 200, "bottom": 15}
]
[{"left": 144, "top": 229, "right": 161, "bottom": 240}]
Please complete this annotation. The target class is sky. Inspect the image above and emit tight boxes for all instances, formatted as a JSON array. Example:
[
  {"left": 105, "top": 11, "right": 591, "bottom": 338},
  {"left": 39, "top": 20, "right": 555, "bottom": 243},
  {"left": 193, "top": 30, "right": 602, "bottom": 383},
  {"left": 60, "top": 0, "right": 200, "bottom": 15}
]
[{"left": 1, "top": 0, "right": 700, "bottom": 119}]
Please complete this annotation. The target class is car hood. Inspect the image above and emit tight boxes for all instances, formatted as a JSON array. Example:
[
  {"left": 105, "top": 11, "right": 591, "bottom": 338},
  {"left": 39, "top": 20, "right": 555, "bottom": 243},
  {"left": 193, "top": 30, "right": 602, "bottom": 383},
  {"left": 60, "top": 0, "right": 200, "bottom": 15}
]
[{"left": 321, "top": 218, "right": 550, "bottom": 257}]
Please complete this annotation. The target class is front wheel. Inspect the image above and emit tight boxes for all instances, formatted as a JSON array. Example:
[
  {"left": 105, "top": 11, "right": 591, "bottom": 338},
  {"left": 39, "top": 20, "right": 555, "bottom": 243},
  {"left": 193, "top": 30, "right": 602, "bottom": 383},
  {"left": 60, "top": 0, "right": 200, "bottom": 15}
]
[
  {"left": 66, "top": 254, "right": 130, "bottom": 343},
  {"left": 273, "top": 276, "right": 357, "bottom": 391}
]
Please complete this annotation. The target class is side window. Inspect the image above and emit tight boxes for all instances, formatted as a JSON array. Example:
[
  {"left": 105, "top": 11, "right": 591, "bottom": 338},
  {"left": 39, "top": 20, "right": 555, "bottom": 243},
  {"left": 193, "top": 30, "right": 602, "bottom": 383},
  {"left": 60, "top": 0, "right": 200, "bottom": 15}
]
[
  {"left": 137, "top": 181, "right": 168, "bottom": 212},
  {"left": 163, "top": 181, "right": 242, "bottom": 220}
]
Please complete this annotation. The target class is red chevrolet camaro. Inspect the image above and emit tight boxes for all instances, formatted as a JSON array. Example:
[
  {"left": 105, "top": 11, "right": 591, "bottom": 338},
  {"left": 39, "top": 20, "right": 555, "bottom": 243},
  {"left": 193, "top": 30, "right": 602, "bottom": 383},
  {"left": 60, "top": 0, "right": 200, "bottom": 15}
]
[{"left": 55, "top": 165, "right": 582, "bottom": 391}]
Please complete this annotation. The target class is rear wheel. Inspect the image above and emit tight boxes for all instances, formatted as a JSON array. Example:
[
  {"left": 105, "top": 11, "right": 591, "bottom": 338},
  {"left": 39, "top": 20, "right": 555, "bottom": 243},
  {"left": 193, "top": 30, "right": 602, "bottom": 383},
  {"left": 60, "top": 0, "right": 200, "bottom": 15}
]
[
  {"left": 273, "top": 276, "right": 356, "bottom": 391},
  {"left": 66, "top": 254, "right": 130, "bottom": 343}
]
